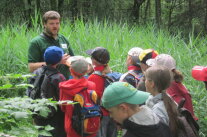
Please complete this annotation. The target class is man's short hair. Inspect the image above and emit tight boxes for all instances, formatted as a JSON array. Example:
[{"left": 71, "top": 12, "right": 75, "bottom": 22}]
[{"left": 42, "top": 11, "right": 60, "bottom": 24}]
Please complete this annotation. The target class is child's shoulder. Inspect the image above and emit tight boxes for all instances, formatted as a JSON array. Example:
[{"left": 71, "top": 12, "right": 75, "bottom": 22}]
[{"left": 87, "top": 80, "right": 96, "bottom": 90}]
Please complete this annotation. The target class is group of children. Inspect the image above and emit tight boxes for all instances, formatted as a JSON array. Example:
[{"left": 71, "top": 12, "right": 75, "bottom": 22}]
[{"left": 30, "top": 45, "right": 201, "bottom": 137}]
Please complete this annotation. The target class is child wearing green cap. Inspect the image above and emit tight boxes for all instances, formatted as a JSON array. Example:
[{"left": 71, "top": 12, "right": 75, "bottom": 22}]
[{"left": 102, "top": 82, "right": 172, "bottom": 137}]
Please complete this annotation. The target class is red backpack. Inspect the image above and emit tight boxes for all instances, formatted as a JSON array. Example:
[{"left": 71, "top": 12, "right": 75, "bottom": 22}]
[{"left": 72, "top": 88, "right": 101, "bottom": 137}]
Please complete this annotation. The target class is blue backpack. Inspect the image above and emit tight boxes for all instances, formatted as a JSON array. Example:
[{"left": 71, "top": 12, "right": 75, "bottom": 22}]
[
  {"left": 72, "top": 88, "right": 102, "bottom": 136},
  {"left": 93, "top": 71, "right": 122, "bottom": 88}
]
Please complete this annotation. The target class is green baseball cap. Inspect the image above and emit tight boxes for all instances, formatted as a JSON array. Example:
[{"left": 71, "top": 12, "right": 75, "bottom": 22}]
[{"left": 102, "top": 82, "right": 150, "bottom": 109}]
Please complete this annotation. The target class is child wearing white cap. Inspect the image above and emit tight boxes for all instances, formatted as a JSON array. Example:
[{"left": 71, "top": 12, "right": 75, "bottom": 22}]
[
  {"left": 119, "top": 47, "right": 144, "bottom": 89},
  {"left": 147, "top": 54, "right": 197, "bottom": 120}
]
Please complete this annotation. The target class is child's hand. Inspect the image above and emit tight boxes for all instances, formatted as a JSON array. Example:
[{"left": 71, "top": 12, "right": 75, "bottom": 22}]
[{"left": 61, "top": 54, "right": 70, "bottom": 66}]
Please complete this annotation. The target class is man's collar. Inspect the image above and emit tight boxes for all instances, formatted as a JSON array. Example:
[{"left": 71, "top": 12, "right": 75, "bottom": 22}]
[{"left": 42, "top": 31, "right": 58, "bottom": 40}]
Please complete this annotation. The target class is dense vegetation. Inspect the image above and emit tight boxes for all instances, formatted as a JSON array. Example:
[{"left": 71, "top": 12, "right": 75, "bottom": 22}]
[
  {"left": 0, "top": 0, "right": 206, "bottom": 35},
  {"left": 0, "top": 19, "right": 207, "bottom": 136}
]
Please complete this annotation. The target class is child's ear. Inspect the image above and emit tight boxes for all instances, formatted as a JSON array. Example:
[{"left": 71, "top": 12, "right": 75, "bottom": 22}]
[
  {"left": 119, "top": 104, "right": 128, "bottom": 112},
  {"left": 69, "top": 68, "right": 74, "bottom": 76},
  {"left": 151, "top": 81, "right": 155, "bottom": 88}
]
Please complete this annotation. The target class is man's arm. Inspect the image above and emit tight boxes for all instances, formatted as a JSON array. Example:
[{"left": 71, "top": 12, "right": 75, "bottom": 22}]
[
  {"left": 28, "top": 37, "right": 45, "bottom": 72},
  {"left": 28, "top": 62, "right": 46, "bottom": 72},
  {"left": 28, "top": 54, "right": 70, "bottom": 72}
]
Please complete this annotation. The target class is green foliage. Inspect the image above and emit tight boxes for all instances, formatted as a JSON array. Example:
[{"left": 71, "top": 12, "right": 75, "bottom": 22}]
[
  {"left": 0, "top": 20, "right": 207, "bottom": 136},
  {"left": 0, "top": 0, "right": 205, "bottom": 34},
  {"left": 0, "top": 97, "right": 51, "bottom": 136},
  {"left": 0, "top": 74, "right": 33, "bottom": 97},
  {"left": 0, "top": 96, "right": 75, "bottom": 136}
]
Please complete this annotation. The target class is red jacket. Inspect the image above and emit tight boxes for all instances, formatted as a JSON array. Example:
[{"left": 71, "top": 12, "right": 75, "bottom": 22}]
[
  {"left": 167, "top": 81, "right": 198, "bottom": 120},
  {"left": 88, "top": 74, "right": 108, "bottom": 116},
  {"left": 59, "top": 78, "right": 96, "bottom": 137}
]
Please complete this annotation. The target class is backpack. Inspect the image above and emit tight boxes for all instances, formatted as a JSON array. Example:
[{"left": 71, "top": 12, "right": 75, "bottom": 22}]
[
  {"left": 72, "top": 88, "right": 102, "bottom": 137},
  {"left": 93, "top": 71, "right": 122, "bottom": 88},
  {"left": 127, "top": 71, "right": 143, "bottom": 88},
  {"left": 27, "top": 66, "right": 58, "bottom": 99},
  {"left": 177, "top": 98, "right": 199, "bottom": 137}
]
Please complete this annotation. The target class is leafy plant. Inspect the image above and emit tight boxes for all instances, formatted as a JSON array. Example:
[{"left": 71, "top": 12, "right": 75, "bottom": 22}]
[{"left": 0, "top": 97, "right": 74, "bottom": 136}]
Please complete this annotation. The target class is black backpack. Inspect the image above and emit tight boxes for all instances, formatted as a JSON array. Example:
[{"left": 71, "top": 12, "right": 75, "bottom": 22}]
[{"left": 27, "top": 66, "right": 58, "bottom": 99}]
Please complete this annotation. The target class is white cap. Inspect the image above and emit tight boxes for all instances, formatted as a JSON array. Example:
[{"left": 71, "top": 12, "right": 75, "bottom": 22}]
[
  {"left": 66, "top": 56, "right": 85, "bottom": 67},
  {"left": 146, "top": 54, "right": 176, "bottom": 70},
  {"left": 86, "top": 57, "right": 92, "bottom": 65},
  {"left": 128, "top": 47, "right": 143, "bottom": 57}
]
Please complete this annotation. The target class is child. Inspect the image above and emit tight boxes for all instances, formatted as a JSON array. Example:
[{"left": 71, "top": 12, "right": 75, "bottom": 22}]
[
  {"left": 59, "top": 56, "right": 97, "bottom": 137},
  {"left": 145, "top": 65, "right": 197, "bottom": 137},
  {"left": 138, "top": 49, "right": 158, "bottom": 72},
  {"left": 30, "top": 46, "right": 66, "bottom": 137},
  {"left": 147, "top": 54, "right": 198, "bottom": 120},
  {"left": 86, "top": 47, "right": 117, "bottom": 137},
  {"left": 134, "top": 48, "right": 159, "bottom": 91},
  {"left": 101, "top": 82, "right": 172, "bottom": 137},
  {"left": 119, "top": 47, "right": 144, "bottom": 88}
]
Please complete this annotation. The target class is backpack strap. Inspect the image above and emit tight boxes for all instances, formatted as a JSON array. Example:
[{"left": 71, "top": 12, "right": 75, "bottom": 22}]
[
  {"left": 93, "top": 71, "right": 115, "bottom": 84},
  {"left": 74, "top": 88, "right": 88, "bottom": 105},
  {"left": 127, "top": 71, "right": 143, "bottom": 88},
  {"left": 93, "top": 71, "right": 102, "bottom": 76},
  {"left": 128, "top": 71, "right": 143, "bottom": 80},
  {"left": 89, "top": 90, "right": 98, "bottom": 104}
]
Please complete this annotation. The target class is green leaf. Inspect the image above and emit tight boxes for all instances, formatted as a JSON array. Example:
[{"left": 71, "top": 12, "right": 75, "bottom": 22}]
[
  {"left": 37, "top": 107, "right": 50, "bottom": 118},
  {"left": 34, "top": 125, "right": 44, "bottom": 129},
  {"left": 13, "top": 112, "right": 28, "bottom": 119},
  {"left": 0, "top": 84, "right": 13, "bottom": 89},
  {"left": 39, "top": 130, "right": 52, "bottom": 136},
  {"left": 44, "top": 125, "right": 54, "bottom": 131}
]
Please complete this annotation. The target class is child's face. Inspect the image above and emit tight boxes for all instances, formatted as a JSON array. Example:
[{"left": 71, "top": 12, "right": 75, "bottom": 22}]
[
  {"left": 140, "top": 63, "right": 149, "bottom": 72},
  {"left": 145, "top": 77, "right": 154, "bottom": 94},
  {"left": 87, "top": 64, "right": 94, "bottom": 74},
  {"left": 126, "top": 55, "right": 132, "bottom": 67},
  {"left": 107, "top": 105, "right": 129, "bottom": 124}
]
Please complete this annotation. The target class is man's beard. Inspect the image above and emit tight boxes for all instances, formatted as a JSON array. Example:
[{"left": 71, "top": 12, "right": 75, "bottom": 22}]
[{"left": 44, "top": 28, "right": 59, "bottom": 37}]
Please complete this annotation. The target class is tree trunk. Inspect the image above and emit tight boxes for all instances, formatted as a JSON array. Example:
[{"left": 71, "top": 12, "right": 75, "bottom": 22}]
[
  {"left": 58, "top": 0, "right": 65, "bottom": 14},
  {"left": 50, "top": 0, "right": 58, "bottom": 11},
  {"left": 155, "top": 0, "right": 161, "bottom": 28},
  {"left": 132, "top": 0, "right": 145, "bottom": 23},
  {"left": 188, "top": 0, "right": 193, "bottom": 31},
  {"left": 70, "top": 0, "right": 78, "bottom": 20},
  {"left": 23, "top": 0, "right": 32, "bottom": 27},
  {"left": 144, "top": 0, "right": 150, "bottom": 24},
  {"left": 205, "top": 0, "right": 207, "bottom": 33},
  {"left": 167, "top": 0, "right": 177, "bottom": 29}
]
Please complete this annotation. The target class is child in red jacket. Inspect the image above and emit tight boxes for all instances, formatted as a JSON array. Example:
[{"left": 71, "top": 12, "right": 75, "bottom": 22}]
[
  {"left": 59, "top": 56, "right": 97, "bottom": 137},
  {"left": 86, "top": 47, "right": 117, "bottom": 137}
]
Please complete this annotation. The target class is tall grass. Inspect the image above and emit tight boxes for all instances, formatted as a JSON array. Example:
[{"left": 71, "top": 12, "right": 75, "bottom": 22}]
[{"left": 0, "top": 19, "right": 206, "bottom": 136}]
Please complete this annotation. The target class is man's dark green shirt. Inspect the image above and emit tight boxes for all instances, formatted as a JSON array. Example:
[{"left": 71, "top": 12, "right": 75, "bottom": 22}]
[{"left": 28, "top": 33, "right": 74, "bottom": 79}]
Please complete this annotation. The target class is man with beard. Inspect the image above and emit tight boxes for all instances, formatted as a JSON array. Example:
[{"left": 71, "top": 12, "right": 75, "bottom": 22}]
[{"left": 28, "top": 11, "right": 74, "bottom": 79}]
